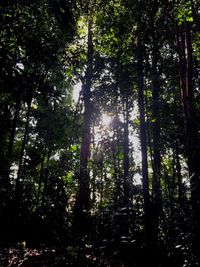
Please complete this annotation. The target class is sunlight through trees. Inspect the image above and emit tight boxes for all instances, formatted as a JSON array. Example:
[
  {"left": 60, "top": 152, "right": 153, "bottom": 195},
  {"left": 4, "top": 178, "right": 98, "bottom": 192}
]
[{"left": 0, "top": 0, "right": 200, "bottom": 266}]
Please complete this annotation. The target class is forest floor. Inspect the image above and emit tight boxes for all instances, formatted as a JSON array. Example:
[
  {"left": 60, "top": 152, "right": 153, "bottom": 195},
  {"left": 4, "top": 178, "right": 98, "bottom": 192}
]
[
  {"left": 0, "top": 247, "right": 59, "bottom": 267},
  {"left": 0, "top": 243, "right": 192, "bottom": 266},
  {"left": 0, "top": 245, "right": 112, "bottom": 267}
]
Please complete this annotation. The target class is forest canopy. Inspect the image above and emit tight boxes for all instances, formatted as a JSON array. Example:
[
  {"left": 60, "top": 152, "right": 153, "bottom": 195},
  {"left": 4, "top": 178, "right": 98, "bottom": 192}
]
[{"left": 0, "top": 0, "right": 200, "bottom": 266}]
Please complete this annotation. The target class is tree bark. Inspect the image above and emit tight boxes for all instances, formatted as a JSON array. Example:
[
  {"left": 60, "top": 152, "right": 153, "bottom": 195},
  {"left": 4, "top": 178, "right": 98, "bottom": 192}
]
[
  {"left": 41, "top": 143, "right": 51, "bottom": 210},
  {"left": 177, "top": 22, "right": 200, "bottom": 257},
  {"left": 16, "top": 95, "right": 32, "bottom": 198},
  {"left": 175, "top": 143, "right": 185, "bottom": 208},
  {"left": 0, "top": 105, "right": 11, "bottom": 188},
  {"left": 7, "top": 100, "right": 21, "bottom": 180},
  {"left": 36, "top": 145, "right": 46, "bottom": 208},
  {"left": 136, "top": 32, "right": 152, "bottom": 250},
  {"left": 151, "top": 44, "right": 163, "bottom": 233},
  {"left": 73, "top": 17, "right": 93, "bottom": 231},
  {"left": 112, "top": 129, "right": 120, "bottom": 206},
  {"left": 122, "top": 87, "right": 130, "bottom": 206}
]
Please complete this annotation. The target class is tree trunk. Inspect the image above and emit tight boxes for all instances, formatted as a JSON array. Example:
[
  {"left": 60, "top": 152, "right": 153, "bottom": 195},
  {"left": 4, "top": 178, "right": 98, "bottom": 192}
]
[
  {"left": 123, "top": 90, "right": 130, "bottom": 206},
  {"left": 112, "top": 129, "right": 120, "bottom": 206},
  {"left": 117, "top": 125, "right": 122, "bottom": 205},
  {"left": 73, "top": 17, "right": 93, "bottom": 231},
  {"left": 91, "top": 127, "right": 97, "bottom": 205},
  {"left": 7, "top": 100, "right": 21, "bottom": 180},
  {"left": 41, "top": 143, "right": 51, "bottom": 210},
  {"left": 16, "top": 96, "right": 32, "bottom": 198},
  {"left": 136, "top": 32, "right": 152, "bottom": 251},
  {"left": 0, "top": 105, "right": 11, "bottom": 188},
  {"left": 151, "top": 44, "right": 163, "bottom": 235},
  {"left": 1, "top": 100, "right": 20, "bottom": 184},
  {"left": 36, "top": 145, "right": 46, "bottom": 208},
  {"left": 175, "top": 143, "right": 185, "bottom": 208},
  {"left": 177, "top": 22, "right": 200, "bottom": 257}
]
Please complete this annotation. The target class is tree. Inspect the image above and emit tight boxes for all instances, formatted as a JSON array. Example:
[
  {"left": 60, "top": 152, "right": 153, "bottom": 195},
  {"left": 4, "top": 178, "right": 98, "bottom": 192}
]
[
  {"left": 176, "top": 4, "right": 200, "bottom": 257},
  {"left": 136, "top": 19, "right": 152, "bottom": 256},
  {"left": 73, "top": 15, "right": 94, "bottom": 234}
]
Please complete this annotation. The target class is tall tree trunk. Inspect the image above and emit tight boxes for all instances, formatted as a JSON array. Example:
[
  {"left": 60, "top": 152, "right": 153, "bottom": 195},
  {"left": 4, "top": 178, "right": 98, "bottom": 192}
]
[
  {"left": 0, "top": 99, "right": 20, "bottom": 187},
  {"left": 178, "top": 22, "right": 200, "bottom": 257},
  {"left": 16, "top": 96, "right": 32, "bottom": 198},
  {"left": 41, "top": 143, "right": 51, "bottom": 210},
  {"left": 100, "top": 156, "right": 103, "bottom": 205},
  {"left": 7, "top": 100, "right": 21, "bottom": 180},
  {"left": 91, "top": 126, "right": 97, "bottom": 205},
  {"left": 123, "top": 91, "right": 130, "bottom": 206},
  {"left": 73, "top": 17, "right": 93, "bottom": 231},
  {"left": 151, "top": 44, "right": 163, "bottom": 237},
  {"left": 136, "top": 32, "right": 152, "bottom": 251},
  {"left": 112, "top": 129, "right": 120, "bottom": 206},
  {"left": 0, "top": 105, "right": 11, "bottom": 188},
  {"left": 175, "top": 143, "right": 185, "bottom": 208},
  {"left": 117, "top": 124, "right": 122, "bottom": 205},
  {"left": 36, "top": 145, "right": 47, "bottom": 208}
]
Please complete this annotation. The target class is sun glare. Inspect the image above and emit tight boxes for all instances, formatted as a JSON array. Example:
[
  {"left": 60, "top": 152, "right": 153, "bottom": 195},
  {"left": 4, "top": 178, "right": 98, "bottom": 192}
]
[
  {"left": 102, "top": 114, "right": 112, "bottom": 127},
  {"left": 73, "top": 82, "right": 82, "bottom": 103}
]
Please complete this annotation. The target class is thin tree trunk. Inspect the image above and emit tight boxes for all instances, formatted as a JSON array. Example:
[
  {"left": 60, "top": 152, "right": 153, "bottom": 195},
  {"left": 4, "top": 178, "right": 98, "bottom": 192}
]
[
  {"left": 178, "top": 22, "right": 200, "bottom": 257},
  {"left": 0, "top": 106, "right": 11, "bottom": 188},
  {"left": 100, "top": 157, "right": 103, "bottom": 205},
  {"left": 73, "top": 17, "right": 93, "bottom": 230},
  {"left": 136, "top": 32, "right": 152, "bottom": 250},
  {"left": 123, "top": 93, "right": 130, "bottom": 206},
  {"left": 151, "top": 45, "right": 163, "bottom": 231},
  {"left": 112, "top": 129, "right": 120, "bottom": 206},
  {"left": 41, "top": 143, "right": 51, "bottom": 210},
  {"left": 6, "top": 100, "right": 21, "bottom": 181},
  {"left": 36, "top": 145, "right": 46, "bottom": 208},
  {"left": 91, "top": 127, "right": 96, "bottom": 205},
  {"left": 16, "top": 96, "right": 32, "bottom": 197},
  {"left": 175, "top": 144, "right": 184, "bottom": 208},
  {"left": 117, "top": 125, "right": 122, "bottom": 206}
]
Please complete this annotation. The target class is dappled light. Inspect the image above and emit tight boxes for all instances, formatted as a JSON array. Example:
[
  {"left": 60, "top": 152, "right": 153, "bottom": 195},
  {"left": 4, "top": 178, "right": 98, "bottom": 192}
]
[
  {"left": 1, "top": 1, "right": 200, "bottom": 267},
  {"left": 101, "top": 113, "right": 112, "bottom": 127}
]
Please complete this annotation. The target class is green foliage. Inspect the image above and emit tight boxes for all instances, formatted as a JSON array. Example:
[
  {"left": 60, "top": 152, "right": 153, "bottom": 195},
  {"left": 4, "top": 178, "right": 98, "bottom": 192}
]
[
  {"left": 174, "top": 1, "right": 194, "bottom": 25},
  {"left": 0, "top": 0, "right": 200, "bottom": 266}
]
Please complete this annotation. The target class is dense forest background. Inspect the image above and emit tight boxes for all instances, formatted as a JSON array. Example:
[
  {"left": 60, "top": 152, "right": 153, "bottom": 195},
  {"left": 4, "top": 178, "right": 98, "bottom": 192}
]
[{"left": 0, "top": 0, "right": 200, "bottom": 266}]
